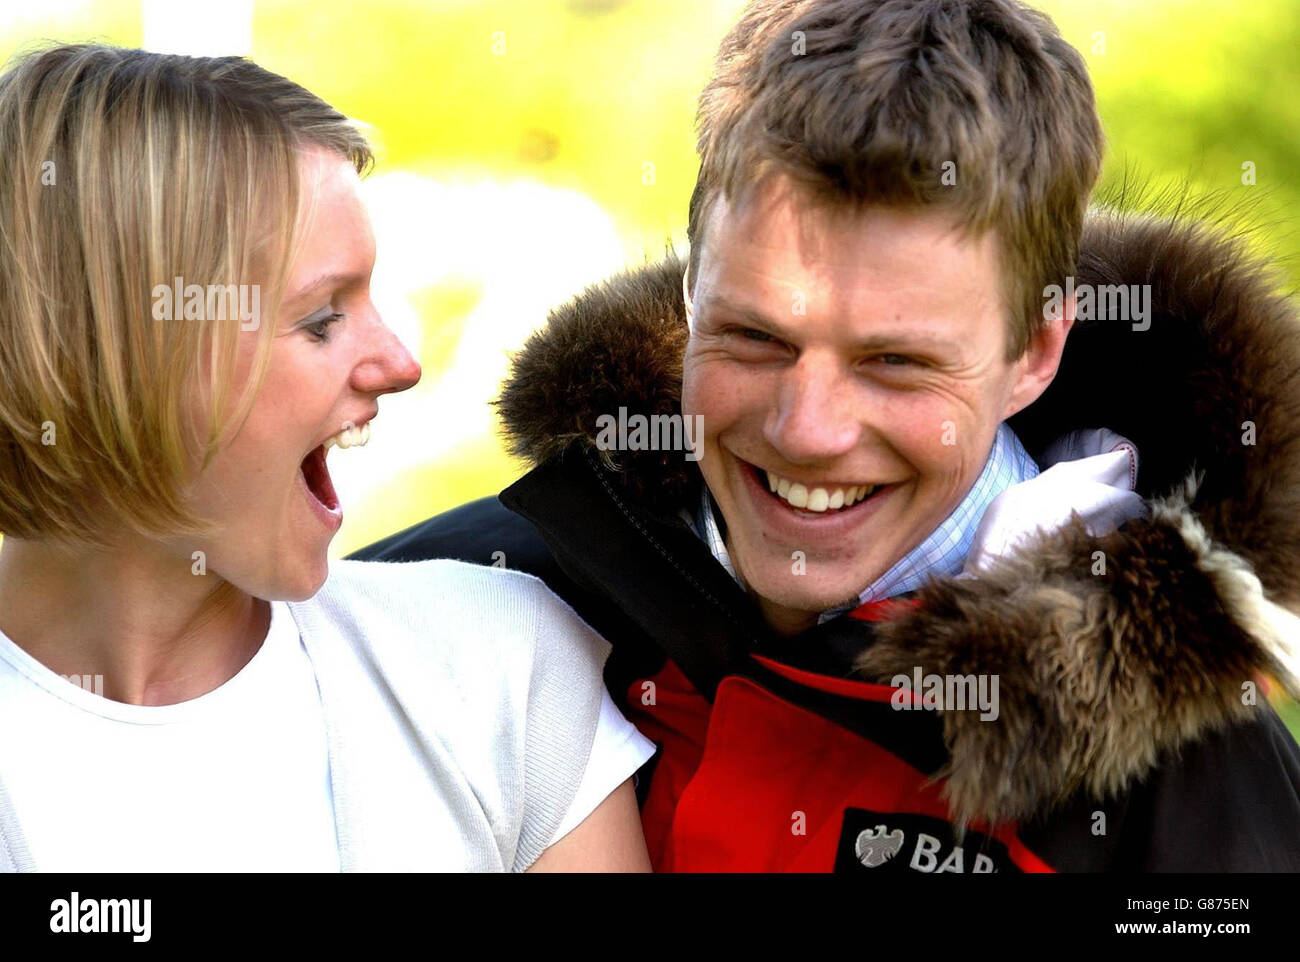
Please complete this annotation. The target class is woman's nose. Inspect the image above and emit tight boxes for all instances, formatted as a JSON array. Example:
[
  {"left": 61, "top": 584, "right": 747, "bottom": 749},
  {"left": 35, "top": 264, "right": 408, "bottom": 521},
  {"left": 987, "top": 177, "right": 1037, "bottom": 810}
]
[{"left": 353, "top": 317, "right": 422, "bottom": 395}]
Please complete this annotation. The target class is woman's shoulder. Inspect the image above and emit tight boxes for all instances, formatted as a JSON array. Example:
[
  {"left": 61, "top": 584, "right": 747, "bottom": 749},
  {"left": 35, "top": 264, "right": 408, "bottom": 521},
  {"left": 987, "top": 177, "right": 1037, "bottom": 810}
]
[
  {"left": 295, "top": 557, "right": 606, "bottom": 663},
  {"left": 283, "top": 561, "right": 612, "bottom": 871},
  {"left": 321, "top": 556, "right": 555, "bottom": 609}
]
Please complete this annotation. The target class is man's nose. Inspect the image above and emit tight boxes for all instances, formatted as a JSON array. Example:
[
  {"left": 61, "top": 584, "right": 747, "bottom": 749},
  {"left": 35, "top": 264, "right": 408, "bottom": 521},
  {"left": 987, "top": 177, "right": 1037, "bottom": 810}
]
[
  {"left": 352, "top": 315, "right": 422, "bottom": 396},
  {"left": 763, "top": 352, "right": 861, "bottom": 463}
]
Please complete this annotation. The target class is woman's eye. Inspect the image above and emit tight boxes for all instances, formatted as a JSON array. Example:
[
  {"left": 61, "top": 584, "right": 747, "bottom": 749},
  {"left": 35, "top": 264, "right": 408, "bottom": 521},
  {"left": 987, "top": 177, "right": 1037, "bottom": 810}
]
[{"left": 303, "top": 312, "right": 344, "bottom": 342}]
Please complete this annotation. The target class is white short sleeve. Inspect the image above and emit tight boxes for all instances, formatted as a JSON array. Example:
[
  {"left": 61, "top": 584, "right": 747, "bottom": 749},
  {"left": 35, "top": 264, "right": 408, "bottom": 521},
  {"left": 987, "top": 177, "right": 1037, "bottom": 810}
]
[{"left": 548, "top": 685, "right": 657, "bottom": 845}]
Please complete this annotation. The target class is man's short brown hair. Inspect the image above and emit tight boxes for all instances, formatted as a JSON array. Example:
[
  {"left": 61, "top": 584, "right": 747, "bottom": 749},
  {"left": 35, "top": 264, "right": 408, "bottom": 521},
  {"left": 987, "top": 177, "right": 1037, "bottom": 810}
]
[{"left": 686, "top": 0, "right": 1104, "bottom": 360}]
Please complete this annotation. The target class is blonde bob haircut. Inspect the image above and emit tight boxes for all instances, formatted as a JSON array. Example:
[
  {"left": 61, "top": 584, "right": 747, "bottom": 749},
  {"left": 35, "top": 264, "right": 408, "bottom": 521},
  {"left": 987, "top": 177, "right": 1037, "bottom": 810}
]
[{"left": 0, "top": 43, "right": 371, "bottom": 545}]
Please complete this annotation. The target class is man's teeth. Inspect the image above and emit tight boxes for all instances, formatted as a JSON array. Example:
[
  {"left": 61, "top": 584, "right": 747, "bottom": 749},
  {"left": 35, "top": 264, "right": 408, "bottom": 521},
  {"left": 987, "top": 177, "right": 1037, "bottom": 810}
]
[
  {"left": 764, "top": 471, "right": 876, "bottom": 512},
  {"left": 324, "top": 422, "right": 370, "bottom": 451}
]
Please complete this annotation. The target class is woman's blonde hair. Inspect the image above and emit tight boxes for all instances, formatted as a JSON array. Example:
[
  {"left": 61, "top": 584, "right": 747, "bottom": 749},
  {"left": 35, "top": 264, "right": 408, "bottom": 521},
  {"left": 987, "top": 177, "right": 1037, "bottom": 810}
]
[{"left": 0, "top": 43, "right": 372, "bottom": 545}]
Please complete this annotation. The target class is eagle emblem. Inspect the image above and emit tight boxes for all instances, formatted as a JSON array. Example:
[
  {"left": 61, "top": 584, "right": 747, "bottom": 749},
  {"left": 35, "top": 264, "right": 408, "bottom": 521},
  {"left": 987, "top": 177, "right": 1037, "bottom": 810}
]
[{"left": 854, "top": 824, "right": 905, "bottom": 868}]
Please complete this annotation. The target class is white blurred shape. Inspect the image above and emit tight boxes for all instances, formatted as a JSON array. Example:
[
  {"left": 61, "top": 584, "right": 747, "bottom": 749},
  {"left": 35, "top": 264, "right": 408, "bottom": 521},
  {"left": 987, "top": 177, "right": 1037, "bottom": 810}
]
[
  {"left": 142, "top": 0, "right": 253, "bottom": 56},
  {"left": 328, "top": 174, "right": 625, "bottom": 514},
  {"left": 0, "top": 0, "right": 88, "bottom": 27}
]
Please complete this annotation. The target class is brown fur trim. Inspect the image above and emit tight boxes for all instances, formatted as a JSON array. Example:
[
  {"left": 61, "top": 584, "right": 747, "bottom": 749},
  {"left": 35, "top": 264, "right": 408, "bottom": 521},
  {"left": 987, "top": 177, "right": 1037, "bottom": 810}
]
[
  {"left": 1010, "top": 208, "right": 1300, "bottom": 611},
  {"left": 855, "top": 476, "right": 1298, "bottom": 825},
  {"left": 495, "top": 255, "right": 693, "bottom": 513}
]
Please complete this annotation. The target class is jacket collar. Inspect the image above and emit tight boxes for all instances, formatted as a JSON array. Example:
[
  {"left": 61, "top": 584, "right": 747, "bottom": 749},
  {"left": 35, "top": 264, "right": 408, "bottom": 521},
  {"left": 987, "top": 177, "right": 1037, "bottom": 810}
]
[{"left": 497, "top": 207, "right": 1300, "bottom": 825}]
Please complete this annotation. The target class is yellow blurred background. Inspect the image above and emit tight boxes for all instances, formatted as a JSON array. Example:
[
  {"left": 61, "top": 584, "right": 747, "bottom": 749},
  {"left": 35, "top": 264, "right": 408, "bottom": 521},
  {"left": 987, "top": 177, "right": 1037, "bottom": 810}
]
[{"left": 3, "top": 0, "right": 1299, "bottom": 731}]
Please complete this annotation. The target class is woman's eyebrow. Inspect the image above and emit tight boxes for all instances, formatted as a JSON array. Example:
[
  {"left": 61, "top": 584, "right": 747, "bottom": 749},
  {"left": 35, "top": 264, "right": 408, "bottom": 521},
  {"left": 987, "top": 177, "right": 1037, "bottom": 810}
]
[{"left": 283, "top": 269, "right": 367, "bottom": 307}]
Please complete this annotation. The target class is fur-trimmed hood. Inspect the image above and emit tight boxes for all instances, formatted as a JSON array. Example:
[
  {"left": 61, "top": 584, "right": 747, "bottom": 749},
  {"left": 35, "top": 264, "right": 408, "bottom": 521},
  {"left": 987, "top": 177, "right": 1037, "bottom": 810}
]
[{"left": 496, "top": 208, "right": 1300, "bottom": 826}]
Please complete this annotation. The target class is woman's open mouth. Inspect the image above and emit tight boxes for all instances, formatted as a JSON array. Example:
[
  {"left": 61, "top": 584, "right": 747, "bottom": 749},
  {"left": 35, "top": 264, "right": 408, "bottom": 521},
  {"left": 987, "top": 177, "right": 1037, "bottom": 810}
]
[
  {"left": 300, "top": 444, "right": 340, "bottom": 513},
  {"left": 298, "top": 421, "right": 371, "bottom": 527}
]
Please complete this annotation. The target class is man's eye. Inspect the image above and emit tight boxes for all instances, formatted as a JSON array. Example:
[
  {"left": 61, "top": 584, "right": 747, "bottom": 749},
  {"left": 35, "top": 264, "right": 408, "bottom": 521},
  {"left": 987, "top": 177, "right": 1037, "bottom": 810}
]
[
  {"left": 719, "top": 325, "right": 781, "bottom": 347},
  {"left": 877, "top": 353, "right": 913, "bottom": 366},
  {"left": 303, "top": 312, "right": 344, "bottom": 342},
  {"left": 722, "top": 325, "right": 790, "bottom": 359}
]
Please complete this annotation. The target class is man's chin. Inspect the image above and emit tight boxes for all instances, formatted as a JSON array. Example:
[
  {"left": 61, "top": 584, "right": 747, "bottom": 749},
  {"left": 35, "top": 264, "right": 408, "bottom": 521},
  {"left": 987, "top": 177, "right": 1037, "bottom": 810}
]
[{"left": 743, "top": 571, "right": 868, "bottom": 621}]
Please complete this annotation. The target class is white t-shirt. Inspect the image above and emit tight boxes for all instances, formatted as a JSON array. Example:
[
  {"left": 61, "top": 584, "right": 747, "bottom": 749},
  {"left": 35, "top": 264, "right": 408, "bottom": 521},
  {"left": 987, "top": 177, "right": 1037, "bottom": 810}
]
[{"left": 0, "top": 597, "right": 652, "bottom": 872}]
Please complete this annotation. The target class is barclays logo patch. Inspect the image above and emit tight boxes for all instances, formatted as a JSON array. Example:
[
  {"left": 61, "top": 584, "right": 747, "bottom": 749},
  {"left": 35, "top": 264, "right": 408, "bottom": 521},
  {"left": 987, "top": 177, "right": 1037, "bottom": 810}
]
[
  {"left": 835, "top": 808, "right": 1020, "bottom": 874},
  {"left": 854, "top": 824, "right": 905, "bottom": 867}
]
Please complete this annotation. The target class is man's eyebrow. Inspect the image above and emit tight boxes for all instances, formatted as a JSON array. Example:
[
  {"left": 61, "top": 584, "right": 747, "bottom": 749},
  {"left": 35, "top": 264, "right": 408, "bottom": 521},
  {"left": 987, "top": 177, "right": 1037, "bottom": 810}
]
[
  {"left": 699, "top": 292, "right": 955, "bottom": 353},
  {"left": 283, "top": 270, "right": 367, "bottom": 306}
]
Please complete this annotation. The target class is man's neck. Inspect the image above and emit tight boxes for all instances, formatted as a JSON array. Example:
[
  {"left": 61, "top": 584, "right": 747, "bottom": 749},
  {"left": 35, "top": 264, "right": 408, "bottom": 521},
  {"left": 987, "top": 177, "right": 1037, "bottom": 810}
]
[{"left": 754, "top": 594, "right": 820, "bottom": 638}]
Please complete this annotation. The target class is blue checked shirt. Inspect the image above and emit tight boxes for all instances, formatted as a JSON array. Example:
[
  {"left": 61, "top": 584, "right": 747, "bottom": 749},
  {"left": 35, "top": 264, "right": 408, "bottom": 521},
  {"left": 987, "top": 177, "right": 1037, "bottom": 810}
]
[{"left": 687, "top": 421, "right": 1040, "bottom": 624}]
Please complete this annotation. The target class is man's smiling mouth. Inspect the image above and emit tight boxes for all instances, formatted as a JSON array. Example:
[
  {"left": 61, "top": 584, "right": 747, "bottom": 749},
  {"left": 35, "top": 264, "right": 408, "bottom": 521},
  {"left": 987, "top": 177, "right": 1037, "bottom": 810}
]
[{"left": 742, "top": 461, "right": 893, "bottom": 515}]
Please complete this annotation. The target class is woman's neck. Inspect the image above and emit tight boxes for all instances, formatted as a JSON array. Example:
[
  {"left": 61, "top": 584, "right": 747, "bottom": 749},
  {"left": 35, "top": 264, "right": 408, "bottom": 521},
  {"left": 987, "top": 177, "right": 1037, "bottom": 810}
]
[{"left": 0, "top": 535, "right": 269, "bottom": 706}]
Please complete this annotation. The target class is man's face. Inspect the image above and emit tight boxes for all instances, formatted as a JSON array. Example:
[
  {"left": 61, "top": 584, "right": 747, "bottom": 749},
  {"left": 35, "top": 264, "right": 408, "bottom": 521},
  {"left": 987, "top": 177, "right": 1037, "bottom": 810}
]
[{"left": 681, "top": 174, "right": 1067, "bottom": 635}]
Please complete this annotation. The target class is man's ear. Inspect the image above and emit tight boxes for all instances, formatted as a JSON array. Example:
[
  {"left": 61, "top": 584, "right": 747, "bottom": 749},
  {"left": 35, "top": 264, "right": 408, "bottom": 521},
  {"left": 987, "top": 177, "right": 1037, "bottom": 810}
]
[{"left": 1002, "top": 292, "right": 1075, "bottom": 419}]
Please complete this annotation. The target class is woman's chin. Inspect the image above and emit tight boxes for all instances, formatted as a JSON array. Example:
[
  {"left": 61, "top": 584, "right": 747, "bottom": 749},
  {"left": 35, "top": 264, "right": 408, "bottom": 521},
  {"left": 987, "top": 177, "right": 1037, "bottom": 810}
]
[{"left": 255, "top": 553, "right": 331, "bottom": 603}]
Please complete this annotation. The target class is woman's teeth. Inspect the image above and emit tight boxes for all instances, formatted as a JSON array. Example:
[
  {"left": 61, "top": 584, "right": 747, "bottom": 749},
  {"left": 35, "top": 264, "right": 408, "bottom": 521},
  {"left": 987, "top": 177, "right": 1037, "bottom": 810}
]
[
  {"left": 324, "top": 422, "right": 370, "bottom": 450},
  {"left": 764, "top": 470, "right": 876, "bottom": 512}
]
